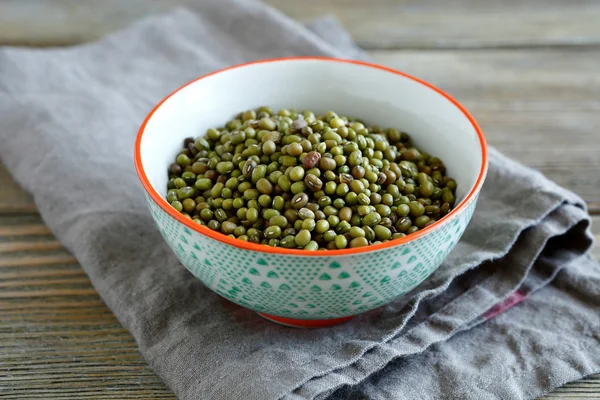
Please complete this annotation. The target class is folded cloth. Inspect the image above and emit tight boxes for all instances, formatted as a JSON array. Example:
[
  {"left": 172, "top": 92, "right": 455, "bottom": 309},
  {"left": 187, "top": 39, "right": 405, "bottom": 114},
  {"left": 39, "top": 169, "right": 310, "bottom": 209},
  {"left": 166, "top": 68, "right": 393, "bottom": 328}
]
[{"left": 1, "top": 1, "right": 598, "bottom": 399}]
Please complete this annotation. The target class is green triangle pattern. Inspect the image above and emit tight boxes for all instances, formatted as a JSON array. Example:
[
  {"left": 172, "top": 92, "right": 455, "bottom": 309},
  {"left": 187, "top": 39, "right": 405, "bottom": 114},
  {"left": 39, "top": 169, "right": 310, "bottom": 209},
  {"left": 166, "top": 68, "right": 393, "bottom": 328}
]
[
  {"left": 338, "top": 271, "right": 351, "bottom": 279},
  {"left": 242, "top": 277, "right": 253, "bottom": 285},
  {"left": 146, "top": 189, "right": 477, "bottom": 319}
]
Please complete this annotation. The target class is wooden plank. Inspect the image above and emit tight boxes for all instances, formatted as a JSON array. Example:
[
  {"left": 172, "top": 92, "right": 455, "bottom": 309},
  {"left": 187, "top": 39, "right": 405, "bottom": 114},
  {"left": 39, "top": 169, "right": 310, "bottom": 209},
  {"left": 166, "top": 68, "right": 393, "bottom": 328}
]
[
  {"left": 589, "top": 203, "right": 600, "bottom": 215},
  {"left": 0, "top": 1, "right": 598, "bottom": 397},
  {"left": 0, "top": 395, "right": 173, "bottom": 400},
  {"left": 0, "top": 224, "right": 51, "bottom": 237},
  {"left": 0, "top": 216, "right": 598, "bottom": 400},
  {"left": 0, "top": 74, "right": 599, "bottom": 400},
  {"left": 0, "top": 310, "right": 114, "bottom": 321},
  {"left": 0, "top": 257, "right": 174, "bottom": 399},
  {"left": 370, "top": 48, "right": 600, "bottom": 204},
  {"left": 0, "top": 277, "right": 91, "bottom": 289},
  {"left": 0, "top": 289, "right": 98, "bottom": 299},
  {"left": 0, "top": 328, "right": 130, "bottom": 339},
  {"left": 0, "top": 255, "right": 77, "bottom": 268},
  {"left": 0, "top": 204, "right": 38, "bottom": 214},
  {"left": 544, "top": 380, "right": 600, "bottom": 400},
  {"left": 0, "top": 269, "right": 85, "bottom": 280},
  {"left": 0, "top": 0, "right": 599, "bottom": 49},
  {"left": 269, "top": 0, "right": 600, "bottom": 49},
  {"left": 0, "top": 50, "right": 599, "bottom": 205},
  {"left": 0, "top": 164, "right": 33, "bottom": 209},
  {"left": 0, "top": 299, "right": 105, "bottom": 311},
  {"left": 0, "top": 241, "right": 64, "bottom": 253}
]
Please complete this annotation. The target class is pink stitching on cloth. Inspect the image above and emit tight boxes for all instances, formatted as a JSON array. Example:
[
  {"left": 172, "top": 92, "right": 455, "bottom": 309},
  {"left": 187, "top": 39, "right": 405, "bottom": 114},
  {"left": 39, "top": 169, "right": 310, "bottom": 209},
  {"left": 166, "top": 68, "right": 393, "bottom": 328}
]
[{"left": 482, "top": 290, "right": 527, "bottom": 320}]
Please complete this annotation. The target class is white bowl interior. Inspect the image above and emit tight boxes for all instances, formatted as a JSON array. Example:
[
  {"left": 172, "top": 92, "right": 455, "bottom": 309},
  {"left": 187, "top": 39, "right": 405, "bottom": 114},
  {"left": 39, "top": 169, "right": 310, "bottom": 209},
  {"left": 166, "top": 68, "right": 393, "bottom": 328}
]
[{"left": 140, "top": 59, "right": 483, "bottom": 205}]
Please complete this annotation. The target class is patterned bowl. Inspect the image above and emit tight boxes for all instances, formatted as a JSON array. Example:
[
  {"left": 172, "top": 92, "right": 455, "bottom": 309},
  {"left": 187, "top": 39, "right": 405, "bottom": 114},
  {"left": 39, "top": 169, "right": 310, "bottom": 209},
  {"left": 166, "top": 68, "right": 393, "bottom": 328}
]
[{"left": 134, "top": 57, "right": 488, "bottom": 328}]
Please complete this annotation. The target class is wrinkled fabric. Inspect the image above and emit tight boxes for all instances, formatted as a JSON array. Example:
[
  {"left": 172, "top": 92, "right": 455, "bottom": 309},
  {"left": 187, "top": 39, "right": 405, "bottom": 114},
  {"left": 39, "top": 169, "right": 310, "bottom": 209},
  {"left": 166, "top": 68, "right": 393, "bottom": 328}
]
[{"left": 0, "top": 1, "right": 598, "bottom": 399}]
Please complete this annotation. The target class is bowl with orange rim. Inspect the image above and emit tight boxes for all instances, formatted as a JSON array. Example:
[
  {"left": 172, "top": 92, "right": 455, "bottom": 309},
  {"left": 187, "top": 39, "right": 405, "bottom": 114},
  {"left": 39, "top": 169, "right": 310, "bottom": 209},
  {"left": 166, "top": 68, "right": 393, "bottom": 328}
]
[{"left": 134, "top": 57, "right": 488, "bottom": 328}]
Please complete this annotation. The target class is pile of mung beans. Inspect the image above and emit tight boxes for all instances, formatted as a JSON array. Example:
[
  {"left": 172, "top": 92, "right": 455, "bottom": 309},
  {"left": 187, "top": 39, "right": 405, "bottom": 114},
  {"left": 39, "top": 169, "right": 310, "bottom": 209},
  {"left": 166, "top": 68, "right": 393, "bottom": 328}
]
[{"left": 165, "top": 107, "right": 457, "bottom": 250}]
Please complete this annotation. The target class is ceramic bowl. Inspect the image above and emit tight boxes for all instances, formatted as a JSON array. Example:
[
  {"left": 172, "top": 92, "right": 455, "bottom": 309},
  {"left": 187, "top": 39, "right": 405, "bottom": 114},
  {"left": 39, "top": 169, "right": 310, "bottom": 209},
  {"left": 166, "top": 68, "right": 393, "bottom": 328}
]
[{"left": 134, "top": 57, "right": 487, "bottom": 328}]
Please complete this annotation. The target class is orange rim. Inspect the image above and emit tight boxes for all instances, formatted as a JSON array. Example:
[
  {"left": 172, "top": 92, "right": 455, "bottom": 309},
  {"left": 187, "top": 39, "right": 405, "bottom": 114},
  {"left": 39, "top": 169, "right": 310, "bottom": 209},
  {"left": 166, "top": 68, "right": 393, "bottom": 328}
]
[{"left": 134, "top": 56, "right": 488, "bottom": 256}]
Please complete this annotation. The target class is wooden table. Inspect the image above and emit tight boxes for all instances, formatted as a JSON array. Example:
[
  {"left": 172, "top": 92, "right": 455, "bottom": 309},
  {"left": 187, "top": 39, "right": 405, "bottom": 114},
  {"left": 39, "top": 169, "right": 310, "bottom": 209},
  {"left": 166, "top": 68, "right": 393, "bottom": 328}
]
[{"left": 1, "top": 1, "right": 599, "bottom": 398}]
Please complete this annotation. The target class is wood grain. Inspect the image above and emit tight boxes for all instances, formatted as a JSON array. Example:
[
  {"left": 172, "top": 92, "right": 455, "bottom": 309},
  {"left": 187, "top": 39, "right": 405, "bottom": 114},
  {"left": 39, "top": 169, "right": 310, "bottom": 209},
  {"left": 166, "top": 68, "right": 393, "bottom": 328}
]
[
  {"left": 0, "top": 162, "right": 33, "bottom": 209},
  {"left": 1, "top": 51, "right": 599, "bottom": 204},
  {"left": 371, "top": 48, "right": 600, "bottom": 204},
  {"left": 0, "top": 241, "right": 64, "bottom": 253},
  {"left": 0, "top": 209, "right": 173, "bottom": 398},
  {"left": 0, "top": 206, "right": 598, "bottom": 399},
  {"left": 0, "top": 255, "right": 77, "bottom": 268},
  {"left": 0, "top": 224, "right": 52, "bottom": 237},
  {"left": 1, "top": 0, "right": 599, "bottom": 398},
  {"left": 1, "top": 0, "right": 600, "bottom": 49}
]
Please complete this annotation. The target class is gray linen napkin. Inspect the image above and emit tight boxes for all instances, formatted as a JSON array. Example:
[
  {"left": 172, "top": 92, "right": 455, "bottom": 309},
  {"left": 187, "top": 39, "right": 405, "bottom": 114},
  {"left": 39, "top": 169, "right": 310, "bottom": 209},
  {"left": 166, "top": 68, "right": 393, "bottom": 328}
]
[{"left": 1, "top": 1, "right": 599, "bottom": 399}]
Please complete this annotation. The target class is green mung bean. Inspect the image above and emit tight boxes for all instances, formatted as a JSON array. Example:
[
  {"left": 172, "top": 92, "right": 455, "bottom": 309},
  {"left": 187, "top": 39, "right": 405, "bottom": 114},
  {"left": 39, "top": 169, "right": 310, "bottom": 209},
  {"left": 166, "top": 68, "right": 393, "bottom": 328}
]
[{"left": 165, "top": 108, "right": 457, "bottom": 249}]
